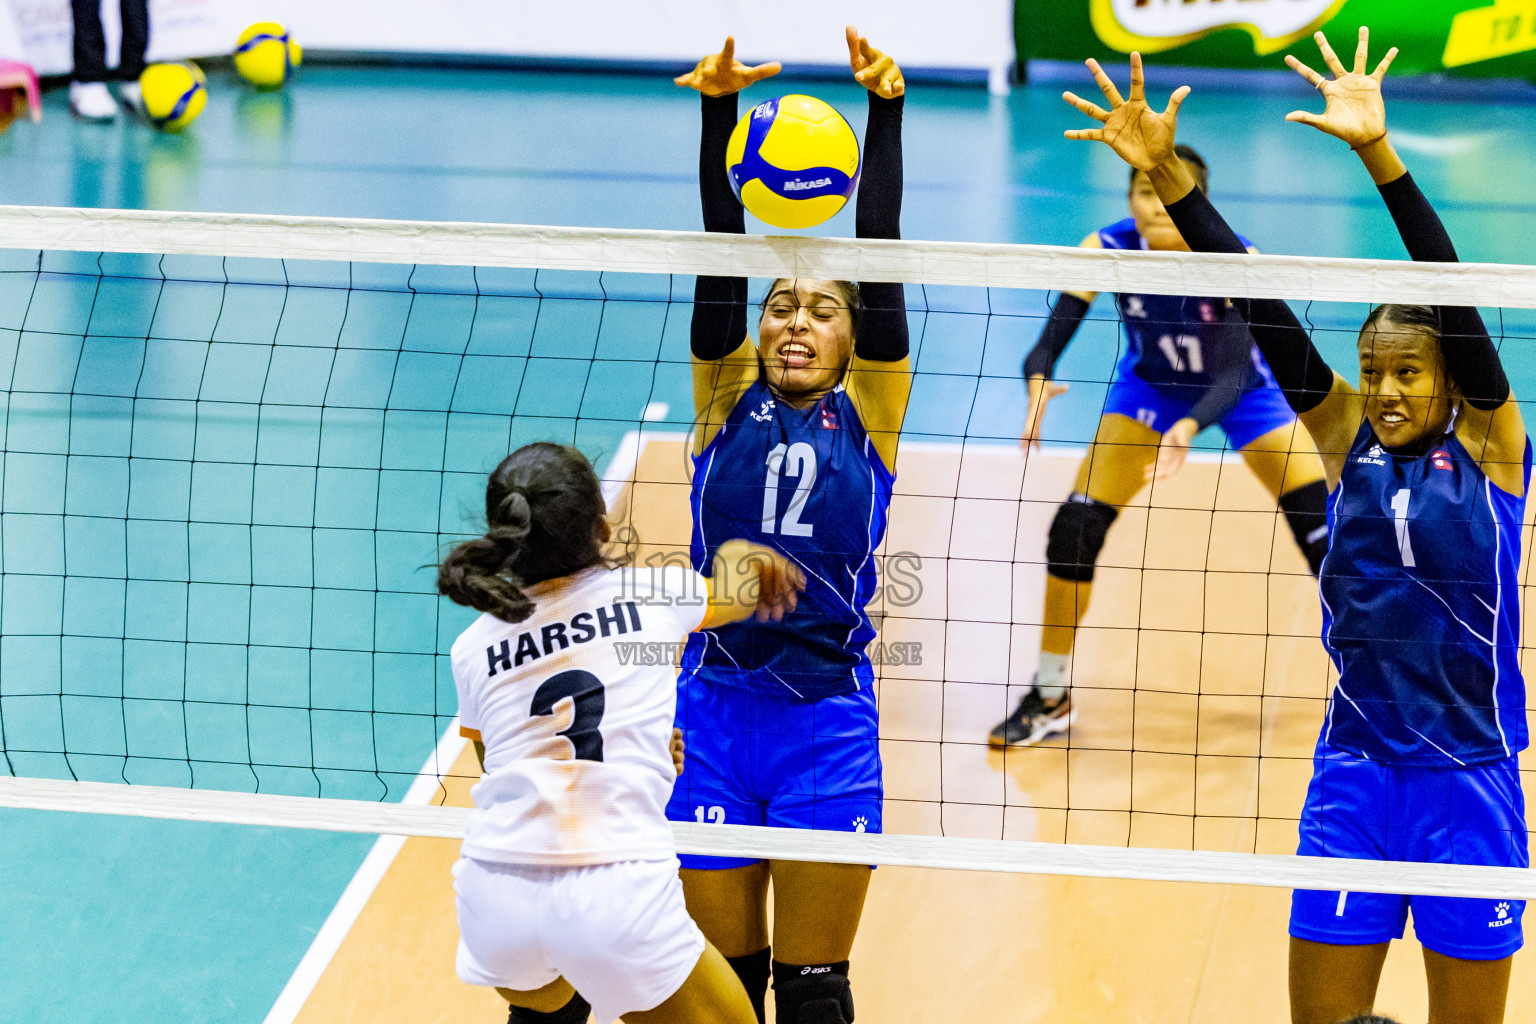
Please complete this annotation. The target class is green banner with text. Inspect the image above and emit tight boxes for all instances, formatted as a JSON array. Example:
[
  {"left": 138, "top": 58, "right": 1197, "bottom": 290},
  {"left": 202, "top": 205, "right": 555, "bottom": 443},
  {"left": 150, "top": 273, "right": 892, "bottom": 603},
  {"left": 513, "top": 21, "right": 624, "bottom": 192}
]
[{"left": 1018, "top": 0, "right": 1536, "bottom": 81}]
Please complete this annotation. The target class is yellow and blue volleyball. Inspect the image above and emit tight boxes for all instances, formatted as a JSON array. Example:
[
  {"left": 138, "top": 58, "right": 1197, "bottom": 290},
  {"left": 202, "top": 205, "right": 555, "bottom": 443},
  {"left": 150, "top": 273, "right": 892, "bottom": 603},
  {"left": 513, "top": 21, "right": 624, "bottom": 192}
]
[
  {"left": 138, "top": 63, "right": 206, "bottom": 133},
  {"left": 726, "top": 95, "right": 860, "bottom": 230},
  {"left": 234, "top": 22, "right": 302, "bottom": 89}
]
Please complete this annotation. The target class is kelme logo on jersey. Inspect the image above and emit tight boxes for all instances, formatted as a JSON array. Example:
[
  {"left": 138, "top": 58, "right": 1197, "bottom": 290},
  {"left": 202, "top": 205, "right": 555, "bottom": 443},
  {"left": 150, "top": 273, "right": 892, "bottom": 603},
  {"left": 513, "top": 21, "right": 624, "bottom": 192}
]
[{"left": 1091, "top": 0, "right": 1348, "bottom": 56}]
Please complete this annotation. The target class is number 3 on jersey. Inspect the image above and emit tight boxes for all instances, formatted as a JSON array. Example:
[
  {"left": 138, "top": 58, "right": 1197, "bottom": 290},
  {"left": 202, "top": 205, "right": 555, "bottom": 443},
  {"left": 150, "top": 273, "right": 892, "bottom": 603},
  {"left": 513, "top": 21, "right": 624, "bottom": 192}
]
[
  {"left": 530, "top": 669, "right": 606, "bottom": 761},
  {"left": 763, "top": 441, "right": 816, "bottom": 536}
]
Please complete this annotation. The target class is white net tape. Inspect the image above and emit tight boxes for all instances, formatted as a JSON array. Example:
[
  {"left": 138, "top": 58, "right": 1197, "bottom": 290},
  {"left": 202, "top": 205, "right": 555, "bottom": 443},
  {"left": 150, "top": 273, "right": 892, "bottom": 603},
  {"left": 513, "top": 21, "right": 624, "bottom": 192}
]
[
  {"left": 2, "top": 203, "right": 1535, "bottom": 307},
  {"left": 2, "top": 775, "right": 1533, "bottom": 898}
]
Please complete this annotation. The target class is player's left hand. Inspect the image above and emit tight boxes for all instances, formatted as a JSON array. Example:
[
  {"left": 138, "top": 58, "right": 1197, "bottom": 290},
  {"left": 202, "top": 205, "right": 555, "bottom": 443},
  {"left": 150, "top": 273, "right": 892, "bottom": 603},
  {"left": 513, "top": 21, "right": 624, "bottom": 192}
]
[
  {"left": 847, "top": 26, "right": 904, "bottom": 98},
  {"left": 1284, "top": 27, "right": 1397, "bottom": 148},
  {"left": 1063, "top": 52, "right": 1188, "bottom": 172},
  {"left": 1150, "top": 417, "right": 1198, "bottom": 482},
  {"left": 671, "top": 728, "right": 685, "bottom": 775}
]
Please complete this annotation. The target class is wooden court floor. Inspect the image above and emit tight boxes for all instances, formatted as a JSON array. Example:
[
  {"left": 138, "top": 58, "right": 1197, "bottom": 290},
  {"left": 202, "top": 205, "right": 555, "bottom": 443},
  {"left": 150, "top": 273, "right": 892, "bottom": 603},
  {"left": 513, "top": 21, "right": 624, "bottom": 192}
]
[{"left": 288, "top": 435, "right": 1536, "bottom": 1024}]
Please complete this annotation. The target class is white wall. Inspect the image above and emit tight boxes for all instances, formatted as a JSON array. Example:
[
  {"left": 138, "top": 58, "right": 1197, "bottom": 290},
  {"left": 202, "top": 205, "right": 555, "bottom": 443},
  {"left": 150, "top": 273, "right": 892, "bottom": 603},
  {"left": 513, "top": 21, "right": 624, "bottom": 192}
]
[{"left": 5, "top": 0, "right": 1014, "bottom": 92}]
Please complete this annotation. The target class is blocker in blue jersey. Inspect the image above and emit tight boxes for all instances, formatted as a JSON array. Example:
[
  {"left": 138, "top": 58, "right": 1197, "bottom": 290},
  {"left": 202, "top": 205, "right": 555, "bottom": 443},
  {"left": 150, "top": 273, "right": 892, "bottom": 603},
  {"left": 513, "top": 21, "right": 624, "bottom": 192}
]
[
  {"left": 992, "top": 146, "right": 1330, "bottom": 751},
  {"left": 669, "top": 27, "right": 910, "bottom": 1024},
  {"left": 1066, "top": 33, "right": 1530, "bottom": 1024}
]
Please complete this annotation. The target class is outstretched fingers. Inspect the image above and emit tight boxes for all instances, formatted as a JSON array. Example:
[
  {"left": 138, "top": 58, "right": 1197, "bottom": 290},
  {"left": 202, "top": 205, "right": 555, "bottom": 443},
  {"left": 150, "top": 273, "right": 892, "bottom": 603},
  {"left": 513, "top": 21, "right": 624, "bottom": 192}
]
[
  {"left": 1063, "top": 128, "right": 1106, "bottom": 142},
  {"left": 1062, "top": 90, "right": 1110, "bottom": 122},
  {"left": 720, "top": 35, "right": 735, "bottom": 65},
  {"left": 1372, "top": 46, "right": 1399, "bottom": 81},
  {"left": 746, "top": 61, "right": 782, "bottom": 85},
  {"left": 1164, "top": 84, "right": 1190, "bottom": 121},
  {"left": 1128, "top": 51, "right": 1145, "bottom": 102},
  {"left": 1285, "top": 53, "right": 1326, "bottom": 88},
  {"left": 846, "top": 24, "right": 861, "bottom": 66},
  {"left": 1085, "top": 58, "right": 1125, "bottom": 108},
  {"left": 1314, "top": 30, "right": 1348, "bottom": 77},
  {"left": 1353, "top": 25, "right": 1370, "bottom": 74},
  {"left": 1284, "top": 109, "right": 1327, "bottom": 129}
]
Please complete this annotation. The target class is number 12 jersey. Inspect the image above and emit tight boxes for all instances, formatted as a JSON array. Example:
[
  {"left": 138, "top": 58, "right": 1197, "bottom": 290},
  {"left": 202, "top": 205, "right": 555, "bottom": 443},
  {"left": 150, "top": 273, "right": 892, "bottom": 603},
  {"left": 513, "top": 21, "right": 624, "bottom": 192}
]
[
  {"left": 684, "top": 378, "right": 894, "bottom": 702},
  {"left": 451, "top": 565, "right": 708, "bottom": 866}
]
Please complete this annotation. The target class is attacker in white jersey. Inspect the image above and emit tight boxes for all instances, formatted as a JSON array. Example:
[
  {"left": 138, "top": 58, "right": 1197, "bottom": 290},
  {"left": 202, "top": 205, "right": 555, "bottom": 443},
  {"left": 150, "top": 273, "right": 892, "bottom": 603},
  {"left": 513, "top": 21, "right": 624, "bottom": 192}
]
[{"left": 440, "top": 442, "right": 805, "bottom": 1024}]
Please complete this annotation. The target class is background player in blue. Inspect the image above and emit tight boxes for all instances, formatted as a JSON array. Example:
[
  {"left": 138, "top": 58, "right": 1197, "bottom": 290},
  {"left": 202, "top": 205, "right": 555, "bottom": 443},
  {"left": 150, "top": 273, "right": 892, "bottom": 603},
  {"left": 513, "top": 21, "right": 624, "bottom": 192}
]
[
  {"left": 990, "top": 146, "right": 1329, "bottom": 747},
  {"left": 1068, "top": 30, "right": 1529, "bottom": 1024},
  {"left": 668, "top": 28, "right": 911, "bottom": 1024}
]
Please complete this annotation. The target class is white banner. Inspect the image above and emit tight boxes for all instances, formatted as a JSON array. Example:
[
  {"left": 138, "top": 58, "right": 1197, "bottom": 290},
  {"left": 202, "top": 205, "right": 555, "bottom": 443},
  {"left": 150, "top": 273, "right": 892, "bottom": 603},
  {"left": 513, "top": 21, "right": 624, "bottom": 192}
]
[{"left": 5, "top": 0, "right": 1014, "bottom": 92}]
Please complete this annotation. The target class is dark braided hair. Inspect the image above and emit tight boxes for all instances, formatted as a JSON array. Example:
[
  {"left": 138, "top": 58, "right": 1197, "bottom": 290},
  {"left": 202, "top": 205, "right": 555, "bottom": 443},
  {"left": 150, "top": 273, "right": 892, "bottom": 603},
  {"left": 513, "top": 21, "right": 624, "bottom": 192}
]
[{"left": 437, "top": 442, "right": 611, "bottom": 623}]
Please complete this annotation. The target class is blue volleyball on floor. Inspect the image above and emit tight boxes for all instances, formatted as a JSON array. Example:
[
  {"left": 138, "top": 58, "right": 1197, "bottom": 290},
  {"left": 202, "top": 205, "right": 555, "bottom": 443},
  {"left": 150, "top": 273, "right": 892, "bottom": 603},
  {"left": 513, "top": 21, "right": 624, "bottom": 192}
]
[{"left": 726, "top": 95, "right": 861, "bottom": 230}]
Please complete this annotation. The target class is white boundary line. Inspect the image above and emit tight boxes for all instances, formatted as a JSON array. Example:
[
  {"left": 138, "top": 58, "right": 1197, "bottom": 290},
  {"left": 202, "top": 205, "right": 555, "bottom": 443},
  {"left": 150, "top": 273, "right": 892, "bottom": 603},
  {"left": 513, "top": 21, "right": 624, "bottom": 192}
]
[
  {"left": 257, "top": 721, "right": 467, "bottom": 1024},
  {"left": 4, "top": 203, "right": 1536, "bottom": 307},
  {"left": 2, "top": 774, "right": 1534, "bottom": 899}
]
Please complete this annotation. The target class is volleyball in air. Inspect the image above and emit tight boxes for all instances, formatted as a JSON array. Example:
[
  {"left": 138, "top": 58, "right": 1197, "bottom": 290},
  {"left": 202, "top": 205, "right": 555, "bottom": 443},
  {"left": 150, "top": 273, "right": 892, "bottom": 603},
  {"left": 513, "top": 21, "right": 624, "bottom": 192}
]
[
  {"left": 138, "top": 63, "right": 207, "bottom": 132},
  {"left": 726, "top": 95, "right": 860, "bottom": 230},
  {"left": 234, "top": 22, "right": 302, "bottom": 89}
]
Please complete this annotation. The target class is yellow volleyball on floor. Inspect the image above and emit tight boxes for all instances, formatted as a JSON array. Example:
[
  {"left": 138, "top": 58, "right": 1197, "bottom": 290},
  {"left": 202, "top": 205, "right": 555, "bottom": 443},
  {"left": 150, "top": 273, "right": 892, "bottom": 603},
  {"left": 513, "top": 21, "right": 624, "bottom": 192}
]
[
  {"left": 138, "top": 62, "right": 207, "bottom": 133},
  {"left": 726, "top": 94, "right": 861, "bottom": 230},
  {"left": 234, "top": 22, "right": 302, "bottom": 89}
]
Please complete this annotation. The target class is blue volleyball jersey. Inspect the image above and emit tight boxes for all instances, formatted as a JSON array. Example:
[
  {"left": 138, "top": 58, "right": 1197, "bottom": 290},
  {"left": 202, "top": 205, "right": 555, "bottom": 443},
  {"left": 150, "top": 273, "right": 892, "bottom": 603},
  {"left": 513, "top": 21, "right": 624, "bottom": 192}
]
[
  {"left": 1320, "top": 423, "right": 1532, "bottom": 767},
  {"left": 683, "top": 378, "right": 894, "bottom": 701},
  {"left": 1098, "top": 217, "right": 1269, "bottom": 394}
]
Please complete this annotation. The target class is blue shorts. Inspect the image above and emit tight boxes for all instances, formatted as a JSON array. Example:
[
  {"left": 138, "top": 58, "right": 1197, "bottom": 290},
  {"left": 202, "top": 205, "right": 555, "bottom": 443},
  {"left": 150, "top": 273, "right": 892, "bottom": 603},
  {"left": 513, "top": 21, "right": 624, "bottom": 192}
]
[
  {"left": 1290, "top": 740, "right": 1528, "bottom": 960},
  {"left": 1103, "top": 367, "right": 1294, "bottom": 451},
  {"left": 665, "top": 676, "right": 882, "bottom": 870}
]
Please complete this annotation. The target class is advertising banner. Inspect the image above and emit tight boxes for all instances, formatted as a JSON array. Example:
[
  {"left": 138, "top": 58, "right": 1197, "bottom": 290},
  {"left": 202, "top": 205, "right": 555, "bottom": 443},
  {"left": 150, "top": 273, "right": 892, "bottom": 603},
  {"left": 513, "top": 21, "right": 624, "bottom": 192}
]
[{"left": 1019, "top": 0, "right": 1536, "bottom": 81}]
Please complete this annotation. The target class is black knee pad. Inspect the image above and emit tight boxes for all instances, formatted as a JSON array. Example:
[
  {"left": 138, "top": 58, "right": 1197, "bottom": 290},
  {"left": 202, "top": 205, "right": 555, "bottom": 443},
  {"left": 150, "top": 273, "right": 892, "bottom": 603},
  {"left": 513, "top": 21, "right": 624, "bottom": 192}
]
[
  {"left": 1279, "top": 479, "right": 1329, "bottom": 577},
  {"left": 1045, "top": 494, "right": 1119, "bottom": 582},
  {"left": 729, "top": 947, "right": 771, "bottom": 1024},
  {"left": 508, "top": 993, "right": 590, "bottom": 1024},
  {"left": 772, "top": 960, "right": 854, "bottom": 1024}
]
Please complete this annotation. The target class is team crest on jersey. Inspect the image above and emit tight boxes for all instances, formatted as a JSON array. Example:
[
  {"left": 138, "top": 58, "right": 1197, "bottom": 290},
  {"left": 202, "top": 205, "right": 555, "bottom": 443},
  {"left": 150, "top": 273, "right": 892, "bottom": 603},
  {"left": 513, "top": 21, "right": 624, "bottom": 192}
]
[
  {"left": 1199, "top": 301, "right": 1216, "bottom": 323},
  {"left": 1124, "top": 296, "right": 1147, "bottom": 318},
  {"left": 1432, "top": 450, "right": 1452, "bottom": 471},
  {"left": 749, "top": 397, "right": 777, "bottom": 423},
  {"left": 820, "top": 405, "right": 838, "bottom": 429}
]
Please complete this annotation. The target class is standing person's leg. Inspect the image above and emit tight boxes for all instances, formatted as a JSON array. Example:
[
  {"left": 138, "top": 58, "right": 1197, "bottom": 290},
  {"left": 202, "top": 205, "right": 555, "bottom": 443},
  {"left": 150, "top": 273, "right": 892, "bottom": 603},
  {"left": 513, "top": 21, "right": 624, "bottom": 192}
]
[
  {"left": 70, "top": 0, "right": 108, "bottom": 82},
  {"left": 991, "top": 405, "right": 1160, "bottom": 748},
  {"left": 115, "top": 0, "right": 150, "bottom": 112},
  {"left": 69, "top": 0, "right": 118, "bottom": 118},
  {"left": 1224, "top": 382, "right": 1329, "bottom": 576},
  {"left": 117, "top": 0, "right": 149, "bottom": 79}
]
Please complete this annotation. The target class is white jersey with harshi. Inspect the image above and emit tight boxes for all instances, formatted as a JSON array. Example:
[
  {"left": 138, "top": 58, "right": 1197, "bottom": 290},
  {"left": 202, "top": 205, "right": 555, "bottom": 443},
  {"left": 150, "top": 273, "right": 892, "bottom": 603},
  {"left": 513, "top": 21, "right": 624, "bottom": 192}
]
[{"left": 451, "top": 564, "right": 709, "bottom": 866}]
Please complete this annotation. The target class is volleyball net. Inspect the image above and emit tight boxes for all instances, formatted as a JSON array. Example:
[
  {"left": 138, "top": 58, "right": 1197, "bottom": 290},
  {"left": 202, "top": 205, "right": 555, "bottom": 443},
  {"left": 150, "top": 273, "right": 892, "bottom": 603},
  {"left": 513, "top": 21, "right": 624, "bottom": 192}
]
[{"left": 2, "top": 205, "right": 1536, "bottom": 900}]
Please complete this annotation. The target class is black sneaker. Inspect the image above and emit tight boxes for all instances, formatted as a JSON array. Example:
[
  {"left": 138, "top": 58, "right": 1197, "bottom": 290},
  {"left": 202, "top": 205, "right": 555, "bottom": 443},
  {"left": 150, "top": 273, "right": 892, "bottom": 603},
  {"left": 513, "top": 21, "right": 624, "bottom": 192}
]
[{"left": 989, "top": 687, "right": 1075, "bottom": 748}]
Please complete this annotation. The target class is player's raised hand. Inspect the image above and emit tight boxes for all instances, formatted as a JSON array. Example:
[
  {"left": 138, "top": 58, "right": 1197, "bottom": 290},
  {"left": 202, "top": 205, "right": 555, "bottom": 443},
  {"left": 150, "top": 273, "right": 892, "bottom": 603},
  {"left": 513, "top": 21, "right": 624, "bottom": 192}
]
[
  {"left": 1063, "top": 52, "right": 1189, "bottom": 172},
  {"left": 1150, "top": 417, "right": 1198, "bottom": 482},
  {"left": 1021, "top": 376, "right": 1069, "bottom": 451},
  {"left": 1284, "top": 27, "right": 1397, "bottom": 148},
  {"left": 674, "top": 36, "right": 781, "bottom": 97},
  {"left": 847, "top": 25, "right": 904, "bottom": 98}
]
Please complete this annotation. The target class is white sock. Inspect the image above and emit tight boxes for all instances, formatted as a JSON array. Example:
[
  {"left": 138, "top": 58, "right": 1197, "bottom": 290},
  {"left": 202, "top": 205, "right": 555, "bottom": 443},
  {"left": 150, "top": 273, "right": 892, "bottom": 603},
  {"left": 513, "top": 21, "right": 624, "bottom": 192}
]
[{"left": 1035, "top": 652, "right": 1070, "bottom": 701}]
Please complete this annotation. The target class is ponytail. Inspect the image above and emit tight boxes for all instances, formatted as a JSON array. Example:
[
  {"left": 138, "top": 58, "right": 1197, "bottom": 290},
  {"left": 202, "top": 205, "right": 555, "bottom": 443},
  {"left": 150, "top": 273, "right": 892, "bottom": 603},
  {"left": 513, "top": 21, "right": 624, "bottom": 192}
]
[{"left": 437, "top": 443, "right": 610, "bottom": 623}]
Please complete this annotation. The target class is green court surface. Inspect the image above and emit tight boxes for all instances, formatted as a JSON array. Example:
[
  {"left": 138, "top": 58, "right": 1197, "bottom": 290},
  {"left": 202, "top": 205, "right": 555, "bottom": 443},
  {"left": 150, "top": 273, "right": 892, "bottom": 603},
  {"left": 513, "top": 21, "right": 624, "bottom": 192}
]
[{"left": 0, "top": 62, "right": 1533, "bottom": 1022}]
